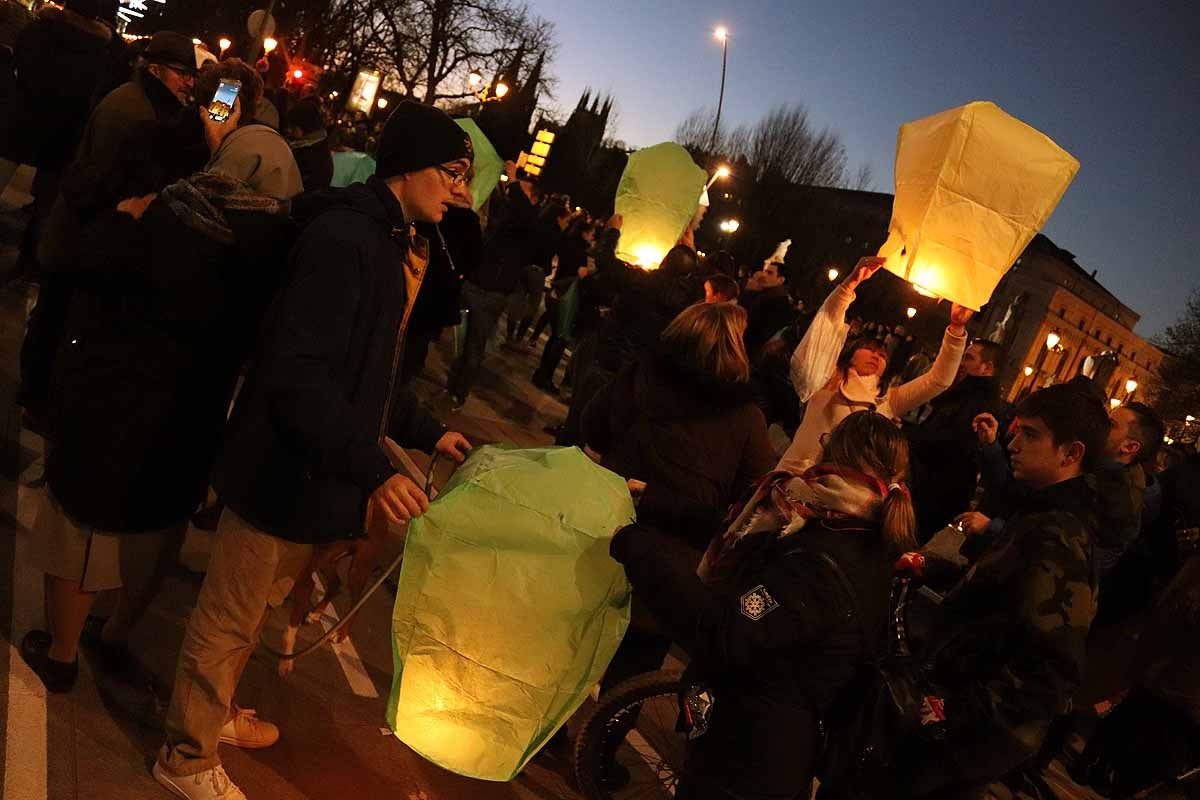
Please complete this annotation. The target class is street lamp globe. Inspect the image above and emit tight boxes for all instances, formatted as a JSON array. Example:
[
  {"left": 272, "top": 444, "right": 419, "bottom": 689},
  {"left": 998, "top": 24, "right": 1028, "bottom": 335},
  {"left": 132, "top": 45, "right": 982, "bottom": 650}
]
[
  {"left": 714, "top": 26, "right": 728, "bottom": 41},
  {"left": 715, "top": 165, "right": 731, "bottom": 179},
  {"left": 906, "top": 307, "right": 917, "bottom": 319},
  {"left": 218, "top": 37, "right": 232, "bottom": 53},
  {"left": 468, "top": 71, "right": 482, "bottom": 88},
  {"left": 1024, "top": 366, "right": 1034, "bottom": 377},
  {"left": 1186, "top": 414, "right": 1196, "bottom": 424},
  {"left": 827, "top": 268, "right": 840, "bottom": 282},
  {"left": 377, "top": 97, "right": 389, "bottom": 110},
  {"left": 724, "top": 219, "right": 740, "bottom": 233},
  {"left": 1045, "top": 331, "right": 1060, "bottom": 350},
  {"left": 1110, "top": 398, "right": 1122, "bottom": 409},
  {"left": 1125, "top": 379, "right": 1138, "bottom": 394},
  {"left": 495, "top": 82, "right": 509, "bottom": 98},
  {"left": 292, "top": 69, "right": 303, "bottom": 80},
  {"left": 262, "top": 37, "right": 278, "bottom": 54}
]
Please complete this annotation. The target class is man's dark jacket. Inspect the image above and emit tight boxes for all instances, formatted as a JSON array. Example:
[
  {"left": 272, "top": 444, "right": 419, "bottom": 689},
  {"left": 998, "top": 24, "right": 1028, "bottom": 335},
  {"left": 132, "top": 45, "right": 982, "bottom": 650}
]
[
  {"left": 741, "top": 284, "right": 795, "bottom": 357},
  {"left": 908, "top": 374, "right": 1003, "bottom": 536},
  {"left": 215, "top": 178, "right": 446, "bottom": 544},
  {"left": 466, "top": 182, "right": 545, "bottom": 294}
]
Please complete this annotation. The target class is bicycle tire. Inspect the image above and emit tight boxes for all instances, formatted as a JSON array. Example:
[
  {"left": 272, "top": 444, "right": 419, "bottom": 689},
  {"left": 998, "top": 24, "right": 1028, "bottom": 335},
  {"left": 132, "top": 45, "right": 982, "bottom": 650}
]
[{"left": 571, "top": 670, "right": 686, "bottom": 800}]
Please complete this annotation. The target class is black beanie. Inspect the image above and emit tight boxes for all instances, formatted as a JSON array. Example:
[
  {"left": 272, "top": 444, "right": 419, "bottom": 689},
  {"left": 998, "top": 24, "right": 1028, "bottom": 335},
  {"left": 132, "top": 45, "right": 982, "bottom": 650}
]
[{"left": 375, "top": 101, "right": 474, "bottom": 179}]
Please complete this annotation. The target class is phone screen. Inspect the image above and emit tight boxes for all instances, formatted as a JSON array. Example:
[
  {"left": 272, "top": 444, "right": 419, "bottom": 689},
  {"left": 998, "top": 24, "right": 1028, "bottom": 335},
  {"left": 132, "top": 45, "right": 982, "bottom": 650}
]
[{"left": 208, "top": 79, "right": 241, "bottom": 123}]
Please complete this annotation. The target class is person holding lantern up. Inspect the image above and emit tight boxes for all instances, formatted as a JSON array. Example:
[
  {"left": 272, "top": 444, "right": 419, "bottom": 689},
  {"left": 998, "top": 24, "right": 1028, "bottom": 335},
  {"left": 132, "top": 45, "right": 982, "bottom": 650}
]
[{"left": 777, "top": 257, "right": 972, "bottom": 474}]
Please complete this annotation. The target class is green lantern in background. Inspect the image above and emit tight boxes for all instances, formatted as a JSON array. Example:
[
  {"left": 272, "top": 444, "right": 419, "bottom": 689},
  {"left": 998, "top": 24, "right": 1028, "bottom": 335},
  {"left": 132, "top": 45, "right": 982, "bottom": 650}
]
[
  {"left": 455, "top": 118, "right": 503, "bottom": 212},
  {"left": 387, "top": 446, "right": 634, "bottom": 781},
  {"left": 613, "top": 142, "right": 707, "bottom": 269}
]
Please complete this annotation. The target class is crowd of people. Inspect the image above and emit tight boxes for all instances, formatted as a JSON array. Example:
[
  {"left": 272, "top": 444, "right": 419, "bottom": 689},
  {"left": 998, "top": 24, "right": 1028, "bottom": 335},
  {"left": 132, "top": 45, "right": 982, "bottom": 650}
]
[{"left": 2, "top": 5, "right": 1199, "bottom": 800}]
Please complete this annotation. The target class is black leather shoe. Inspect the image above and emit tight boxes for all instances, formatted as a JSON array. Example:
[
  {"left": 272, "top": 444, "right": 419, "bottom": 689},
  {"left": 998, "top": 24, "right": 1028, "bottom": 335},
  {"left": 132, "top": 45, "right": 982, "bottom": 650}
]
[{"left": 20, "top": 630, "right": 78, "bottom": 693}]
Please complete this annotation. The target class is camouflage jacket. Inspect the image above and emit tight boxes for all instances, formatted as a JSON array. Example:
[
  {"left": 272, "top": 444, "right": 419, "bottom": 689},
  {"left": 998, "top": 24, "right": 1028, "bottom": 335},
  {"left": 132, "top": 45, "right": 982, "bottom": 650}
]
[
  {"left": 926, "top": 474, "right": 1098, "bottom": 757},
  {"left": 1093, "top": 461, "right": 1146, "bottom": 575}
]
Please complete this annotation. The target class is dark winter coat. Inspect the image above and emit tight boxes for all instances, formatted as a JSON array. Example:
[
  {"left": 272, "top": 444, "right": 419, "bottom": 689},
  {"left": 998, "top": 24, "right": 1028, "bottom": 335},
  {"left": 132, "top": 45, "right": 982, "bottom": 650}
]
[
  {"left": 39, "top": 67, "right": 185, "bottom": 270},
  {"left": 215, "top": 177, "right": 446, "bottom": 545},
  {"left": 468, "top": 182, "right": 548, "bottom": 293},
  {"left": 611, "top": 519, "right": 893, "bottom": 800},
  {"left": 907, "top": 374, "right": 1003, "bottom": 535},
  {"left": 583, "top": 354, "right": 775, "bottom": 545},
  {"left": 46, "top": 173, "right": 296, "bottom": 532},
  {"left": 741, "top": 284, "right": 795, "bottom": 357},
  {"left": 408, "top": 205, "right": 482, "bottom": 339},
  {"left": 0, "top": 6, "right": 114, "bottom": 168}
]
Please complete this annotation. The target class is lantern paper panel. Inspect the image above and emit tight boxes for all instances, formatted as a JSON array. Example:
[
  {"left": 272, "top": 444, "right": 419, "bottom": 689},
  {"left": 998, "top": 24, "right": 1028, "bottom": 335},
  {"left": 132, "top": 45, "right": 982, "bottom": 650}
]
[
  {"left": 455, "top": 118, "right": 503, "bottom": 212},
  {"left": 387, "top": 446, "right": 634, "bottom": 781},
  {"left": 877, "top": 101, "right": 1080, "bottom": 310},
  {"left": 613, "top": 142, "right": 707, "bottom": 269}
]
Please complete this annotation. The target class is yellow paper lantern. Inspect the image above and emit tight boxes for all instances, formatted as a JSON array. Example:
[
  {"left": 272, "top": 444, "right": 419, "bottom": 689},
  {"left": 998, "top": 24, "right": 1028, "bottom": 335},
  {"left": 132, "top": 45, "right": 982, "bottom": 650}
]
[
  {"left": 614, "top": 142, "right": 707, "bottom": 269},
  {"left": 877, "top": 101, "right": 1080, "bottom": 310}
]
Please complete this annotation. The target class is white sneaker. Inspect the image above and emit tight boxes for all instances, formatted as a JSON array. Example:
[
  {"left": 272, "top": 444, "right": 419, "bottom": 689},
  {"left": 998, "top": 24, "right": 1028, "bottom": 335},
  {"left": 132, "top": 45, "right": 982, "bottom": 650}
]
[
  {"left": 153, "top": 761, "right": 247, "bottom": 800},
  {"left": 218, "top": 707, "right": 279, "bottom": 749}
]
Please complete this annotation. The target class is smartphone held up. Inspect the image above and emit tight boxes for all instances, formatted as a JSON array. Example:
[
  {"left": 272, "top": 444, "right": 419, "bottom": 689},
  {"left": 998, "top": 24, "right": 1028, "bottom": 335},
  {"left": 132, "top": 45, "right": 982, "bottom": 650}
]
[{"left": 208, "top": 79, "right": 241, "bottom": 123}]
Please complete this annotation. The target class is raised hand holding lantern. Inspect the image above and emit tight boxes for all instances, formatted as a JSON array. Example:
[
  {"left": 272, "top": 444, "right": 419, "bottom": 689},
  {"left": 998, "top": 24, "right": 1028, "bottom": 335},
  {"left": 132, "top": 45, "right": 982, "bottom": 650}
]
[
  {"left": 613, "top": 142, "right": 708, "bottom": 269},
  {"left": 877, "top": 101, "right": 1080, "bottom": 310}
]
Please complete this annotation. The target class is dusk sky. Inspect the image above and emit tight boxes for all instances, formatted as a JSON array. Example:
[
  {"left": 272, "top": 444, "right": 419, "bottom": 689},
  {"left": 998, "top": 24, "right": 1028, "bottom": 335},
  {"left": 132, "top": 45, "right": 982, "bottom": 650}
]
[{"left": 534, "top": 0, "right": 1199, "bottom": 338}]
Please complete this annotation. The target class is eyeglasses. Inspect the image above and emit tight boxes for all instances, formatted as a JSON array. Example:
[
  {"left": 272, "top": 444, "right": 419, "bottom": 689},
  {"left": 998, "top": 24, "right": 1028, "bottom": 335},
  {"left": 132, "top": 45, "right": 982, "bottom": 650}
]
[{"left": 435, "top": 165, "right": 468, "bottom": 187}]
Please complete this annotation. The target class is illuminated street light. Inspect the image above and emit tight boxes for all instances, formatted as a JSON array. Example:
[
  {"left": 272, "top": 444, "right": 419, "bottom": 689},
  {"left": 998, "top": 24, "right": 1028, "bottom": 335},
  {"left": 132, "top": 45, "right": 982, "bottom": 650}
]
[
  {"left": 377, "top": 97, "right": 389, "bottom": 109},
  {"left": 827, "top": 268, "right": 840, "bottom": 282},
  {"left": 1187, "top": 414, "right": 1196, "bottom": 424},
  {"left": 468, "top": 71, "right": 483, "bottom": 87},
  {"left": 218, "top": 37, "right": 232, "bottom": 55},
  {"left": 1125, "top": 379, "right": 1138, "bottom": 394},
  {"left": 329, "top": 90, "right": 339, "bottom": 99},
  {"left": 263, "top": 37, "right": 278, "bottom": 54},
  {"left": 714, "top": 26, "right": 728, "bottom": 41},
  {"left": 192, "top": 38, "right": 203, "bottom": 45},
  {"left": 1111, "top": 398, "right": 1122, "bottom": 409},
  {"left": 1045, "top": 331, "right": 1060, "bottom": 350},
  {"left": 719, "top": 219, "right": 740, "bottom": 234},
  {"left": 906, "top": 307, "right": 917, "bottom": 319},
  {"left": 1024, "top": 366, "right": 1034, "bottom": 377},
  {"left": 292, "top": 69, "right": 303, "bottom": 80},
  {"left": 495, "top": 82, "right": 510, "bottom": 98}
]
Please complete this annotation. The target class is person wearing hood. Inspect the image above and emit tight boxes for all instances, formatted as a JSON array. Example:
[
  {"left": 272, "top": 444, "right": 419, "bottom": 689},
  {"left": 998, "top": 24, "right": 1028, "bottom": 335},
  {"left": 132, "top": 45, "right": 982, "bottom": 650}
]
[
  {"left": 608, "top": 411, "right": 916, "bottom": 800},
  {"left": 18, "top": 61, "right": 299, "bottom": 696},
  {"left": 778, "top": 257, "right": 971, "bottom": 474},
  {"left": 153, "top": 100, "right": 473, "bottom": 800},
  {"left": 582, "top": 302, "right": 775, "bottom": 694},
  {"left": 906, "top": 338, "right": 1007, "bottom": 538}
]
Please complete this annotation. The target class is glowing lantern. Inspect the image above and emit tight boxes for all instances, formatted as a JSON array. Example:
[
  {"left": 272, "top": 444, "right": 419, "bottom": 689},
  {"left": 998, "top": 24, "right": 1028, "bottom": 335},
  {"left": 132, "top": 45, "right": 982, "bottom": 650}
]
[
  {"left": 877, "top": 101, "right": 1080, "bottom": 310},
  {"left": 454, "top": 118, "right": 502, "bottom": 211},
  {"left": 388, "top": 446, "right": 633, "bottom": 781},
  {"left": 614, "top": 142, "right": 707, "bottom": 269}
]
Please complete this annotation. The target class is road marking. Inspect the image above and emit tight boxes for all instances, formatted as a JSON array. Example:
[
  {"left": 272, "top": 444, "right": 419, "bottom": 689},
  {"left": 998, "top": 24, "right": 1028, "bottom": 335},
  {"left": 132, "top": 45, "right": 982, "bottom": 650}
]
[
  {"left": 4, "top": 428, "right": 48, "bottom": 800},
  {"left": 311, "top": 575, "right": 378, "bottom": 699}
]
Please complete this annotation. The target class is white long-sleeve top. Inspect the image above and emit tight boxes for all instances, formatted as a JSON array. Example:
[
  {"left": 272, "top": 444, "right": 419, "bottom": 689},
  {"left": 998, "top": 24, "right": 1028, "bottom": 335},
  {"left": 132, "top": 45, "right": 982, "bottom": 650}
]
[{"left": 777, "top": 283, "right": 967, "bottom": 473}]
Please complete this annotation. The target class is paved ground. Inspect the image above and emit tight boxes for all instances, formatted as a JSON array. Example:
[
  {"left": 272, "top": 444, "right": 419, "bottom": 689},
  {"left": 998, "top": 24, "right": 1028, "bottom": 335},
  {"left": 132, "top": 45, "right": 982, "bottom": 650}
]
[{"left": 0, "top": 168, "right": 1124, "bottom": 800}]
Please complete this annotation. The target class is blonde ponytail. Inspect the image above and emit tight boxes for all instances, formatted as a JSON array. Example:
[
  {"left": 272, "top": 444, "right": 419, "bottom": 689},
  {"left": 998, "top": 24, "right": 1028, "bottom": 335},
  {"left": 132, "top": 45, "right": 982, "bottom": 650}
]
[{"left": 879, "top": 487, "right": 918, "bottom": 556}]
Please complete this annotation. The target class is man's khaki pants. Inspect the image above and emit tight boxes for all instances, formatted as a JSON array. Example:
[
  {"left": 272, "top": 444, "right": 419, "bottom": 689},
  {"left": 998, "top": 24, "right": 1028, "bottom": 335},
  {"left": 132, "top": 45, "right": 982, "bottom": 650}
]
[{"left": 159, "top": 509, "right": 312, "bottom": 776}]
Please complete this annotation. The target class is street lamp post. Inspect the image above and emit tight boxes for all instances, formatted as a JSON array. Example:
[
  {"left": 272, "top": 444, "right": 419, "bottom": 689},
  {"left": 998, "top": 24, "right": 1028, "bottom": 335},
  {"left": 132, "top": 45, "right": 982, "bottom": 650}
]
[{"left": 710, "top": 27, "right": 729, "bottom": 153}]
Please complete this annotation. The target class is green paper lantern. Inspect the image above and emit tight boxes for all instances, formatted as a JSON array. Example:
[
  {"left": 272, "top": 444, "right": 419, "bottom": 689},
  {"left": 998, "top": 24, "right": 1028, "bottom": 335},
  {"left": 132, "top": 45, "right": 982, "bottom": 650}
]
[
  {"left": 455, "top": 118, "right": 503, "bottom": 212},
  {"left": 387, "top": 445, "right": 634, "bottom": 781},
  {"left": 613, "top": 142, "right": 707, "bottom": 269}
]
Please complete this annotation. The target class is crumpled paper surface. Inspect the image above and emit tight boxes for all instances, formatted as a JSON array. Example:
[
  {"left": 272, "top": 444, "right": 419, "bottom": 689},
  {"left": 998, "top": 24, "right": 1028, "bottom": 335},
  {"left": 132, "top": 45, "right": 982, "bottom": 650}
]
[
  {"left": 387, "top": 445, "right": 634, "bottom": 781},
  {"left": 455, "top": 118, "right": 502, "bottom": 211},
  {"left": 877, "top": 101, "right": 1080, "bottom": 310},
  {"left": 613, "top": 142, "right": 707, "bottom": 269}
]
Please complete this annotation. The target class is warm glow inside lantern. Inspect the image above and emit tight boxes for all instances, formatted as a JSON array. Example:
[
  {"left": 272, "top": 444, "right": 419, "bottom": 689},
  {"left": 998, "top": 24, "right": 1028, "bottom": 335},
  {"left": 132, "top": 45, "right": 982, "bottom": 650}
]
[
  {"left": 614, "top": 142, "right": 707, "bottom": 269},
  {"left": 877, "top": 101, "right": 1080, "bottom": 310},
  {"left": 387, "top": 447, "right": 634, "bottom": 781}
]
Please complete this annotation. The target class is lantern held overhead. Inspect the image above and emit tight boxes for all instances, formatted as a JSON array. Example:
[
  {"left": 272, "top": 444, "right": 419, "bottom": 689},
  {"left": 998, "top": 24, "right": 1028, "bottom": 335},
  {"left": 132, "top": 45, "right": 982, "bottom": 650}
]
[
  {"left": 613, "top": 142, "right": 707, "bottom": 270},
  {"left": 877, "top": 101, "right": 1080, "bottom": 310}
]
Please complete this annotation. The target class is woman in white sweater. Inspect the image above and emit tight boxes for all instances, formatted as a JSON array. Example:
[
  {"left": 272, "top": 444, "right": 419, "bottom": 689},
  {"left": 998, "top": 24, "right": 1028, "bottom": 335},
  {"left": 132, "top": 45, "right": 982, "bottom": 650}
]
[{"left": 778, "top": 257, "right": 973, "bottom": 473}]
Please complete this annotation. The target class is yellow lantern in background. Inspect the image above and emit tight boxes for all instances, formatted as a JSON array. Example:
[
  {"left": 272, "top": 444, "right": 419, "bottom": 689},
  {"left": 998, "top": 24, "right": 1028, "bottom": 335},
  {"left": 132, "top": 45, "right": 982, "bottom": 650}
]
[
  {"left": 877, "top": 101, "right": 1080, "bottom": 310},
  {"left": 613, "top": 142, "right": 707, "bottom": 270}
]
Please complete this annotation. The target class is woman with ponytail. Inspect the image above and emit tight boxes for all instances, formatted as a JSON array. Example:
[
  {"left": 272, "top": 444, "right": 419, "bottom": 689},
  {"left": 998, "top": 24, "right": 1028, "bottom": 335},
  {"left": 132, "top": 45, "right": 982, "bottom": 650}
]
[{"left": 609, "top": 411, "right": 914, "bottom": 800}]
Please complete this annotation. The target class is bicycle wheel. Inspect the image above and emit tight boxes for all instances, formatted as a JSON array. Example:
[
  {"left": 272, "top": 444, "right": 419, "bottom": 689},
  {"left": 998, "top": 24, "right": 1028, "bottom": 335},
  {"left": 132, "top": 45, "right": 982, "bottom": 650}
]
[{"left": 571, "top": 670, "right": 688, "bottom": 800}]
